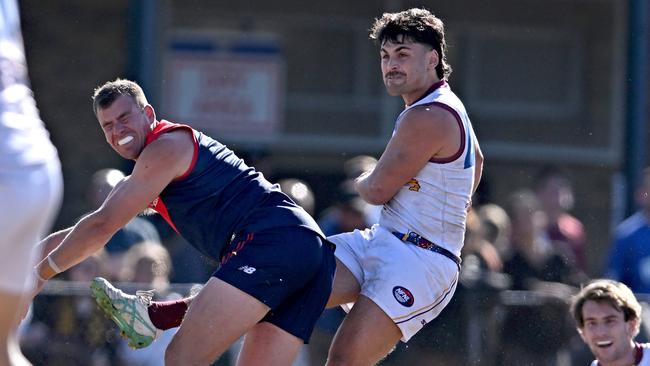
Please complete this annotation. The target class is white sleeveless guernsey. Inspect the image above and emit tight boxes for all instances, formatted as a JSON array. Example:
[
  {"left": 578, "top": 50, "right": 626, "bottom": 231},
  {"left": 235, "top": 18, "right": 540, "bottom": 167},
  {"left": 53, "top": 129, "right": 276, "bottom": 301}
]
[
  {"left": 0, "top": 0, "right": 58, "bottom": 169},
  {"left": 378, "top": 81, "right": 477, "bottom": 257}
]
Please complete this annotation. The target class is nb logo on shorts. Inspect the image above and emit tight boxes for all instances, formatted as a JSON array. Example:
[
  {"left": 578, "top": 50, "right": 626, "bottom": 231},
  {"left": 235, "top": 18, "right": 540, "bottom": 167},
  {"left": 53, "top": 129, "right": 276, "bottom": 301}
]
[
  {"left": 393, "top": 286, "right": 414, "bottom": 307},
  {"left": 238, "top": 266, "right": 256, "bottom": 274}
]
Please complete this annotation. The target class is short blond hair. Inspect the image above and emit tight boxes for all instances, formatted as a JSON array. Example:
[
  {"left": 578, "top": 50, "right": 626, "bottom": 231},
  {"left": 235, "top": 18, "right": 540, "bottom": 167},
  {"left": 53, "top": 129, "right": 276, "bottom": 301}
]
[{"left": 92, "top": 78, "right": 148, "bottom": 116}]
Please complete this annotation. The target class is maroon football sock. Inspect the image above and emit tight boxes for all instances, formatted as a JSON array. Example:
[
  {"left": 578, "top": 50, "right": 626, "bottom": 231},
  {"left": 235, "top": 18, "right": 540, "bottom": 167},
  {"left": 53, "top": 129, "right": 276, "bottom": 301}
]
[{"left": 147, "top": 299, "right": 189, "bottom": 330}]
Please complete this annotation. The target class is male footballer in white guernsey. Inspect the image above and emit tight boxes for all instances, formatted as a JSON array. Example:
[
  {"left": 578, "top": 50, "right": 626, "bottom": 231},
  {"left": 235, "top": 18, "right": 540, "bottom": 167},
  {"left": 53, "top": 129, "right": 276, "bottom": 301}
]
[
  {"left": 571, "top": 279, "right": 650, "bottom": 366},
  {"left": 324, "top": 8, "right": 483, "bottom": 365},
  {"left": 82, "top": 7, "right": 482, "bottom": 366},
  {"left": 0, "top": 0, "right": 63, "bottom": 365}
]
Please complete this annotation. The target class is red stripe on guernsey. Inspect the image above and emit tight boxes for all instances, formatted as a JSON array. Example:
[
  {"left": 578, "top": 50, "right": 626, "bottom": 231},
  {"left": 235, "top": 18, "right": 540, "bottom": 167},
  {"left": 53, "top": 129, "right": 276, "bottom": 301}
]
[
  {"left": 149, "top": 197, "right": 180, "bottom": 234},
  {"left": 425, "top": 102, "right": 465, "bottom": 164},
  {"left": 145, "top": 120, "right": 199, "bottom": 180},
  {"left": 144, "top": 120, "right": 199, "bottom": 233}
]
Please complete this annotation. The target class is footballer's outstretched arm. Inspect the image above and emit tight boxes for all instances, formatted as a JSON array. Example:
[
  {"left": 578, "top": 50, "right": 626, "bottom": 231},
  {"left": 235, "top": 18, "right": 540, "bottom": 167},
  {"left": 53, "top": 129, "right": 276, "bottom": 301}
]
[{"left": 35, "top": 130, "right": 193, "bottom": 280}]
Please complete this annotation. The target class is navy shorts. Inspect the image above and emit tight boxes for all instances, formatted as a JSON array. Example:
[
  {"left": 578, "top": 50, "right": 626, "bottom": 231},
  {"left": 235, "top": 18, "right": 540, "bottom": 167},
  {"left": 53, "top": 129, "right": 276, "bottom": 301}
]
[{"left": 214, "top": 227, "right": 336, "bottom": 343}]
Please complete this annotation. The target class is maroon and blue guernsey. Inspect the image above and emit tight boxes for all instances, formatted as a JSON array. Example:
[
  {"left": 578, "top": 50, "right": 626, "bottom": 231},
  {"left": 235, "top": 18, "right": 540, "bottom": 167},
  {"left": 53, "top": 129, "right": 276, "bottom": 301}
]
[{"left": 146, "top": 120, "right": 324, "bottom": 261}]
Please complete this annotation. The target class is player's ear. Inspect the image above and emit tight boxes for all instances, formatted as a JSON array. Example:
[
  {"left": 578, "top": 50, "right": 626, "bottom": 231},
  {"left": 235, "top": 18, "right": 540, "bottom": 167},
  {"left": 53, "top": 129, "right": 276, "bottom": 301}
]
[
  {"left": 429, "top": 49, "right": 439, "bottom": 71},
  {"left": 628, "top": 317, "right": 641, "bottom": 337},
  {"left": 576, "top": 327, "right": 586, "bottom": 342},
  {"left": 143, "top": 104, "right": 156, "bottom": 122}
]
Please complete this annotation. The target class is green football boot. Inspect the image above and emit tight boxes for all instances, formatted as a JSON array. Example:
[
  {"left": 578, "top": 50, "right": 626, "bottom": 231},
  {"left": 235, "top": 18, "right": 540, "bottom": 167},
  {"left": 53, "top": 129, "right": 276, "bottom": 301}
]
[{"left": 90, "top": 277, "right": 161, "bottom": 349}]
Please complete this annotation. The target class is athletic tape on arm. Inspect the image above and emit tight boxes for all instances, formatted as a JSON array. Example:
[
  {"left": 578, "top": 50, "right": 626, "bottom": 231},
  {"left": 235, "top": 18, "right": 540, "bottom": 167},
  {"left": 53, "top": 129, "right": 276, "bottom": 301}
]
[{"left": 47, "top": 256, "right": 62, "bottom": 274}]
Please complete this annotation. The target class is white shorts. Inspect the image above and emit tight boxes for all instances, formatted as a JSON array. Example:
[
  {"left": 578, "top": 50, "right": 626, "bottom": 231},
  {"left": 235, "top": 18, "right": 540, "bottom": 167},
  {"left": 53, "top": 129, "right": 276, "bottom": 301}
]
[
  {"left": 329, "top": 224, "right": 459, "bottom": 342},
  {"left": 0, "top": 159, "right": 62, "bottom": 293}
]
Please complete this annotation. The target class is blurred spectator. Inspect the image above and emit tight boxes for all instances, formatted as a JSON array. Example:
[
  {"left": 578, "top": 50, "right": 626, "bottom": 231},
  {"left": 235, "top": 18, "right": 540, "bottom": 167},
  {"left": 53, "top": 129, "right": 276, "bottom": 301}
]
[
  {"left": 498, "top": 189, "right": 580, "bottom": 366},
  {"left": 68, "top": 249, "right": 111, "bottom": 283},
  {"left": 118, "top": 241, "right": 172, "bottom": 292},
  {"left": 162, "top": 235, "right": 217, "bottom": 284},
  {"left": 23, "top": 251, "right": 118, "bottom": 365},
  {"left": 343, "top": 155, "right": 378, "bottom": 179},
  {"left": 533, "top": 165, "right": 588, "bottom": 272},
  {"left": 278, "top": 178, "right": 315, "bottom": 216},
  {"left": 503, "top": 189, "right": 581, "bottom": 289},
  {"left": 116, "top": 241, "right": 177, "bottom": 366},
  {"left": 87, "top": 168, "right": 161, "bottom": 279},
  {"left": 342, "top": 155, "right": 381, "bottom": 225},
  {"left": 88, "top": 168, "right": 161, "bottom": 252},
  {"left": 318, "top": 155, "right": 380, "bottom": 236},
  {"left": 318, "top": 192, "right": 369, "bottom": 236},
  {"left": 606, "top": 167, "right": 650, "bottom": 293},
  {"left": 459, "top": 208, "right": 510, "bottom": 364},
  {"left": 477, "top": 203, "right": 512, "bottom": 258},
  {"left": 462, "top": 208, "right": 504, "bottom": 274}
]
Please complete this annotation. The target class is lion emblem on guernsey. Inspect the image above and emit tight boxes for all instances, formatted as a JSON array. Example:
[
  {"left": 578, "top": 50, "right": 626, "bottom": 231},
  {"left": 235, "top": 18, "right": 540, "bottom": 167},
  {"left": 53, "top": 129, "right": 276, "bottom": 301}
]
[{"left": 407, "top": 178, "right": 420, "bottom": 192}]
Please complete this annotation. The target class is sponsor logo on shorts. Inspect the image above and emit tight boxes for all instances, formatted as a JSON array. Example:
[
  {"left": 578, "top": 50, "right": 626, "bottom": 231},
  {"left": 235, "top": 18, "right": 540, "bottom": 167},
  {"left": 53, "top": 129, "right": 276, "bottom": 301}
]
[
  {"left": 393, "top": 286, "right": 414, "bottom": 307},
  {"left": 238, "top": 265, "right": 256, "bottom": 274}
]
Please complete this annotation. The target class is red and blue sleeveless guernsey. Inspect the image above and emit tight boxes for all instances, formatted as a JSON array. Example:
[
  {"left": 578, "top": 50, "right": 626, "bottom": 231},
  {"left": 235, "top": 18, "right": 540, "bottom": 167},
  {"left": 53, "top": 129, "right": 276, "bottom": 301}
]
[{"left": 146, "top": 120, "right": 325, "bottom": 260}]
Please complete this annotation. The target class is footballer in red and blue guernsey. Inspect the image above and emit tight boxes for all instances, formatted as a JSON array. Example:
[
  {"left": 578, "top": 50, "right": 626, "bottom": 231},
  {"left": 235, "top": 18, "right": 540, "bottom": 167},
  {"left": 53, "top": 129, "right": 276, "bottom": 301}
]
[{"left": 31, "top": 79, "right": 335, "bottom": 366}]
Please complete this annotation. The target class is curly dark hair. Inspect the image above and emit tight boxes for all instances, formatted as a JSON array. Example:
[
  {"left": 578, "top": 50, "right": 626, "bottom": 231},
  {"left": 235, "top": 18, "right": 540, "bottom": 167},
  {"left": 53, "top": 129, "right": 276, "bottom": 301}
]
[{"left": 370, "top": 8, "right": 452, "bottom": 80}]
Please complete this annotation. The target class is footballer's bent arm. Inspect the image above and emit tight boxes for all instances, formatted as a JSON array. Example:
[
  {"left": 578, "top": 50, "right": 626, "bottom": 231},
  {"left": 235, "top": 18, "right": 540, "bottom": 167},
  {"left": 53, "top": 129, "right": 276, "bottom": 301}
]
[{"left": 356, "top": 107, "right": 457, "bottom": 204}]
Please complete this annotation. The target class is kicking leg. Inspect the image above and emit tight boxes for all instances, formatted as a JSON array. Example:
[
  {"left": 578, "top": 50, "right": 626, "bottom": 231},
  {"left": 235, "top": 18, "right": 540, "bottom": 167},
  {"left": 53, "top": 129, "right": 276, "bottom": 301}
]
[
  {"left": 164, "top": 277, "right": 270, "bottom": 366},
  {"left": 326, "top": 295, "right": 402, "bottom": 366}
]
